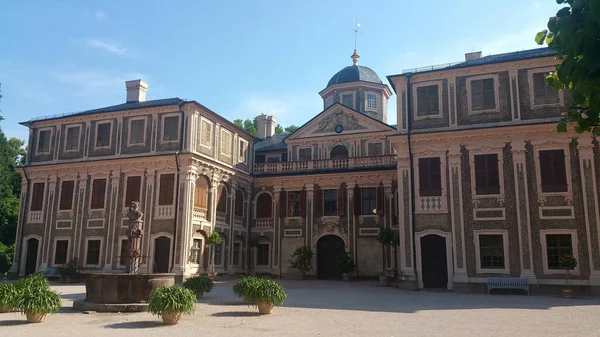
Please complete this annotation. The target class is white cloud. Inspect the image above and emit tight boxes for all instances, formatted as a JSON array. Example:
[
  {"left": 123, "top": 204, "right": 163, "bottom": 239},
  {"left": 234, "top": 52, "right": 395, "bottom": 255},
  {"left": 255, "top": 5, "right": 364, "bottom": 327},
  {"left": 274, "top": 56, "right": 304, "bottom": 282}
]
[
  {"left": 93, "top": 10, "right": 106, "bottom": 21},
  {"left": 86, "top": 39, "right": 130, "bottom": 56},
  {"left": 52, "top": 69, "right": 147, "bottom": 97}
]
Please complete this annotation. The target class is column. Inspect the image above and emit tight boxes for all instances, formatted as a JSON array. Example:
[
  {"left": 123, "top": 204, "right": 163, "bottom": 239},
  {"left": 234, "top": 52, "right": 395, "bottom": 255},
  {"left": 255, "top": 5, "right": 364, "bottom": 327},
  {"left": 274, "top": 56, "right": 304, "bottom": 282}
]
[
  {"left": 447, "top": 146, "right": 467, "bottom": 282},
  {"left": 346, "top": 182, "right": 356, "bottom": 261},
  {"left": 104, "top": 170, "right": 120, "bottom": 270},
  {"left": 141, "top": 169, "right": 155, "bottom": 273},
  {"left": 176, "top": 169, "right": 197, "bottom": 275},
  {"left": 305, "top": 184, "right": 314, "bottom": 248},
  {"left": 75, "top": 173, "right": 89, "bottom": 259},
  {"left": 396, "top": 152, "right": 414, "bottom": 275},
  {"left": 577, "top": 136, "right": 600, "bottom": 285},
  {"left": 273, "top": 186, "right": 282, "bottom": 268},
  {"left": 229, "top": 181, "right": 237, "bottom": 270},
  {"left": 41, "top": 175, "right": 57, "bottom": 270},
  {"left": 511, "top": 140, "right": 536, "bottom": 281},
  {"left": 383, "top": 180, "right": 393, "bottom": 271}
]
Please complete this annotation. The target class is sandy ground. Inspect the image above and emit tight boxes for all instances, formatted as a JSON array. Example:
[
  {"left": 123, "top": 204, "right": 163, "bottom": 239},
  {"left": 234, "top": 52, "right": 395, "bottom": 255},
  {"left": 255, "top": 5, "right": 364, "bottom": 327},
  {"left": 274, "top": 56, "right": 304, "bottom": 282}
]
[{"left": 1, "top": 280, "right": 600, "bottom": 337}]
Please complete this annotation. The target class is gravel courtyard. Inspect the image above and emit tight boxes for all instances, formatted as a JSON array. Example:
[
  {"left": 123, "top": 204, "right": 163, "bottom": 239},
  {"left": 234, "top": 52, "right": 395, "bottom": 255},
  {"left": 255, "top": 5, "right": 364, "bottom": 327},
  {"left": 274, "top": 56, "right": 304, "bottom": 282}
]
[{"left": 1, "top": 280, "right": 599, "bottom": 336}]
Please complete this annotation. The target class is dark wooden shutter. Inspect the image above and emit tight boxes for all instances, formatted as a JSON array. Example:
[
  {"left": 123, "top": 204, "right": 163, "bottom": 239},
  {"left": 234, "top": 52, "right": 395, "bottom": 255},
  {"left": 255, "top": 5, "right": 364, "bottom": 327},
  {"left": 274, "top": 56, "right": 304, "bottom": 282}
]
[
  {"left": 428, "top": 85, "right": 439, "bottom": 113},
  {"left": 533, "top": 73, "right": 546, "bottom": 105},
  {"left": 417, "top": 87, "right": 428, "bottom": 114},
  {"left": 471, "top": 80, "right": 483, "bottom": 110},
  {"left": 377, "top": 186, "right": 384, "bottom": 215},
  {"left": 31, "top": 182, "right": 45, "bottom": 211},
  {"left": 59, "top": 180, "right": 74, "bottom": 210},
  {"left": 482, "top": 78, "right": 495, "bottom": 109},
  {"left": 158, "top": 174, "right": 175, "bottom": 205},
  {"left": 300, "top": 190, "right": 306, "bottom": 217},
  {"left": 66, "top": 126, "right": 80, "bottom": 151},
  {"left": 125, "top": 176, "right": 142, "bottom": 205},
  {"left": 338, "top": 187, "right": 345, "bottom": 217},
  {"left": 354, "top": 186, "right": 361, "bottom": 216},
  {"left": 91, "top": 179, "right": 107, "bottom": 209},
  {"left": 279, "top": 191, "right": 287, "bottom": 218},
  {"left": 314, "top": 187, "right": 323, "bottom": 218}
]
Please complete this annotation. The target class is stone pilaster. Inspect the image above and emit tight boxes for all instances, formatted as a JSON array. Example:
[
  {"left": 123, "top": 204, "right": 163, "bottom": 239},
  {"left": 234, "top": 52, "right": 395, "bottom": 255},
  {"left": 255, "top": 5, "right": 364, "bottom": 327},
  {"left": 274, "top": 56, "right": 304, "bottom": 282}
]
[
  {"left": 273, "top": 186, "right": 282, "bottom": 268},
  {"left": 75, "top": 173, "right": 89, "bottom": 260},
  {"left": 383, "top": 180, "right": 393, "bottom": 270},
  {"left": 305, "top": 184, "right": 314, "bottom": 248},
  {"left": 176, "top": 169, "right": 197, "bottom": 275},
  {"left": 104, "top": 171, "right": 120, "bottom": 270},
  {"left": 447, "top": 146, "right": 467, "bottom": 281},
  {"left": 511, "top": 141, "right": 536, "bottom": 281},
  {"left": 346, "top": 182, "right": 356, "bottom": 261},
  {"left": 577, "top": 136, "right": 600, "bottom": 285},
  {"left": 141, "top": 169, "right": 155, "bottom": 273},
  {"left": 39, "top": 175, "right": 57, "bottom": 270},
  {"left": 396, "top": 153, "right": 413, "bottom": 274},
  {"left": 228, "top": 181, "right": 237, "bottom": 270}
]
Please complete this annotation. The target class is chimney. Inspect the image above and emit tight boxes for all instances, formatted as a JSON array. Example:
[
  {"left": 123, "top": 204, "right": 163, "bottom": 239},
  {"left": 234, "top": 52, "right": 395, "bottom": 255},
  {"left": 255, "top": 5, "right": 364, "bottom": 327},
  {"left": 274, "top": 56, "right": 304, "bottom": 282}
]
[
  {"left": 125, "top": 79, "right": 148, "bottom": 103},
  {"left": 256, "top": 114, "right": 276, "bottom": 139},
  {"left": 465, "top": 51, "right": 482, "bottom": 61}
]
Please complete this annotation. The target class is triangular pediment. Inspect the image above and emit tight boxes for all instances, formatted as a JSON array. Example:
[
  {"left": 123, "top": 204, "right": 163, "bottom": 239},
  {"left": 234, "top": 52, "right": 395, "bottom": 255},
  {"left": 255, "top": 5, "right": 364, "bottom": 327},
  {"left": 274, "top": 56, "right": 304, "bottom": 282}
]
[{"left": 286, "top": 104, "right": 395, "bottom": 141}]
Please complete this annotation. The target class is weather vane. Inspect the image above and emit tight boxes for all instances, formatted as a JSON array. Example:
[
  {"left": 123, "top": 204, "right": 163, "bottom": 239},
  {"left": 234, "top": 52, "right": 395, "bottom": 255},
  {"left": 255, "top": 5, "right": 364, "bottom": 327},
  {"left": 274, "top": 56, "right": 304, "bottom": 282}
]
[{"left": 352, "top": 19, "right": 362, "bottom": 50}]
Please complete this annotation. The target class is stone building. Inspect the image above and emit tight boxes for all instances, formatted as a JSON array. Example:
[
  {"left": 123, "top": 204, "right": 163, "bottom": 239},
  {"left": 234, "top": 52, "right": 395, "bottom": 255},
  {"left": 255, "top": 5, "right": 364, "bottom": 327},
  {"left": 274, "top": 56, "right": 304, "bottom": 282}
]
[{"left": 9, "top": 47, "right": 600, "bottom": 293}]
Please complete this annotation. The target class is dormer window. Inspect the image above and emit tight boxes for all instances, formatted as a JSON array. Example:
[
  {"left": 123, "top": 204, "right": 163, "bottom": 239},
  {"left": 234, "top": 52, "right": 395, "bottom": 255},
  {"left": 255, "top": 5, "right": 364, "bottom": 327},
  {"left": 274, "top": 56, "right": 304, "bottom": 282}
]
[
  {"left": 340, "top": 92, "right": 354, "bottom": 109},
  {"left": 366, "top": 94, "right": 377, "bottom": 110}
]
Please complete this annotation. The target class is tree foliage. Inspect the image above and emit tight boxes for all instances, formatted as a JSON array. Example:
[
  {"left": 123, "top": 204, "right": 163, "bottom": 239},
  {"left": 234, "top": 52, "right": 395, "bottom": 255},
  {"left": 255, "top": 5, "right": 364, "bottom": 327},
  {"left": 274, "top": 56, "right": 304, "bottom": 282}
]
[
  {"left": 233, "top": 117, "right": 298, "bottom": 136},
  {"left": 0, "top": 84, "right": 26, "bottom": 246},
  {"left": 536, "top": 0, "right": 600, "bottom": 134}
]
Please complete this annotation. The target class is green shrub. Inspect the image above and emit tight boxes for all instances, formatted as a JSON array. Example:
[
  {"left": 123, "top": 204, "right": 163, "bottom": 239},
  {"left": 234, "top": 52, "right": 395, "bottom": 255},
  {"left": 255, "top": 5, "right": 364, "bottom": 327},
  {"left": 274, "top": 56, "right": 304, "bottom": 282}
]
[
  {"left": 56, "top": 258, "right": 82, "bottom": 279},
  {"left": 245, "top": 278, "right": 286, "bottom": 307},
  {"left": 0, "top": 243, "right": 13, "bottom": 275},
  {"left": 17, "top": 273, "right": 50, "bottom": 292},
  {"left": 559, "top": 255, "right": 578, "bottom": 270},
  {"left": 232, "top": 276, "right": 264, "bottom": 299},
  {"left": 14, "top": 287, "right": 61, "bottom": 315},
  {"left": 183, "top": 275, "right": 213, "bottom": 294},
  {"left": 336, "top": 252, "right": 356, "bottom": 273},
  {"left": 289, "top": 246, "right": 313, "bottom": 276},
  {"left": 148, "top": 285, "right": 196, "bottom": 317},
  {"left": 0, "top": 283, "right": 19, "bottom": 310}
]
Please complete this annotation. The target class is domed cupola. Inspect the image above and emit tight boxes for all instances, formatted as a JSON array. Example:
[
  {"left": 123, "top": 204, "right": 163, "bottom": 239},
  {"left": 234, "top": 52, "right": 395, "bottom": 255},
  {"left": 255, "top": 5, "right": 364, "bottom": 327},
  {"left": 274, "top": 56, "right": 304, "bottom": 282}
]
[{"left": 319, "top": 49, "right": 392, "bottom": 123}]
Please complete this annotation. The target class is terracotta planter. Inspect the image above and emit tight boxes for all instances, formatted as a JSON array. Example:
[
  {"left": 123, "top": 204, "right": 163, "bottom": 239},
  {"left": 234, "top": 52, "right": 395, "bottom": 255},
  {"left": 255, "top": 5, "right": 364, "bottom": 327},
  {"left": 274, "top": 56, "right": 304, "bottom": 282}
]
[
  {"left": 561, "top": 288, "right": 574, "bottom": 298},
  {"left": 196, "top": 291, "right": 204, "bottom": 300},
  {"left": 342, "top": 273, "right": 350, "bottom": 282},
  {"left": 0, "top": 304, "right": 11, "bottom": 313},
  {"left": 162, "top": 312, "right": 182, "bottom": 325},
  {"left": 26, "top": 312, "right": 47, "bottom": 323},
  {"left": 242, "top": 296, "right": 248, "bottom": 304},
  {"left": 257, "top": 301, "right": 274, "bottom": 314},
  {"left": 207, "top": 272, "right": 216, "bottom": 279},
  {"left": 379, "top": 275, "right": 390, "bottom": 286}
]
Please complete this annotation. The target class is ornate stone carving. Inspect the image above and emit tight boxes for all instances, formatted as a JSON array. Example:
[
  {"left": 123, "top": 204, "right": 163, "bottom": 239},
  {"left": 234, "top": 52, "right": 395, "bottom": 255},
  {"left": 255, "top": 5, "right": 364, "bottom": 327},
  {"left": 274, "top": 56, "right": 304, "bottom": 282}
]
[
  {"left": 125, "top": 201, "right": 144, "bottom": 274},
  {"left": 314, "top": 109, "right": 366, "bottom": 133}
]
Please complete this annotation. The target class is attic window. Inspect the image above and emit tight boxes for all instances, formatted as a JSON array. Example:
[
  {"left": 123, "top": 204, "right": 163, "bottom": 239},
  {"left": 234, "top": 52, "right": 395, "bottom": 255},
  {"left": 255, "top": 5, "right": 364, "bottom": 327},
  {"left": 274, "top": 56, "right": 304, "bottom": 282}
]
[
  {"left": 95, "top": 122, "right": 112, "bottom": 149},
  {"left": 366, "top": 94, "right": 377, "bottom": 110},
  {"left": 37, "top": 129, "right": 52, "bottom": 154}
]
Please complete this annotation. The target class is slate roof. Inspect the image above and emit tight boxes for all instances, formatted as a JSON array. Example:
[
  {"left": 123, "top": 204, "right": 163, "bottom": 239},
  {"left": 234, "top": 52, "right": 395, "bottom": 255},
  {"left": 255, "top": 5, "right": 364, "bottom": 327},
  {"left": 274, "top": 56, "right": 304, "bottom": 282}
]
[
  {"left": 22, "top": 98, "right": 185, "bottom": 124},
  {"left": 327, "top": 65, "right": 383, "bottom": 87},
  {"left": 255, "top": 134, "right": 288, "bottom": 152}
]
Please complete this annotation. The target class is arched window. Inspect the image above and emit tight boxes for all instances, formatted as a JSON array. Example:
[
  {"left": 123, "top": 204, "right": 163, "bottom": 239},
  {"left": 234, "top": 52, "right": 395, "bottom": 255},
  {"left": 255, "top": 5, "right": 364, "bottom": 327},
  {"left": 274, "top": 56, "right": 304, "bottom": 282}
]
[
  {"left": 217, "top": 184, "right": 227, "bottom": 213},
  {"left": 235, "top": 189, "right": 244, "bottom": 217},
  {"left": 256, "top": 193, "right": 272, "bottom": 218},
  {"left": 194, "top": 177, "right": 209, "bottom": 209},
  {"left": 330, "top": 145, "right": 349, "bottom": 159}
]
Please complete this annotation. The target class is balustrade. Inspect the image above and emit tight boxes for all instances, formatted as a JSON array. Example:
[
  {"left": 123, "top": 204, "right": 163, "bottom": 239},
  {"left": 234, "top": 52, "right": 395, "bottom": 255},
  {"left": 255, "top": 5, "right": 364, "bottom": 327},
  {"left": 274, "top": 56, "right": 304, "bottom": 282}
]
[{"left": 253, "top": 154, "right": 396, "bottom": 175}]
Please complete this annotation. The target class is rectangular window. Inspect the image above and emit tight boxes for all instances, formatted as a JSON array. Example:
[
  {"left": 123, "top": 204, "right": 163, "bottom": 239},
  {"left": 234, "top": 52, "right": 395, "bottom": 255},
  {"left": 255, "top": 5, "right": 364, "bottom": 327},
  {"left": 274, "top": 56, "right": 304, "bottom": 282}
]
[
  {"left": 37, "top": 129, "right": 51, "bottom": 154},
  {"left": 124, "top": 176, "right": 142, "bottom": 206},
  {"left": 96, "top": 122, "right": 111, "bottom": 148},
  {"left": 31, "top": 182, "right": 45, "bottom": 211},
  {"left": 54, "top": 240, "right": 69, "bottom": 266},
  {"left": 474, "top": 154, "right": 500, "bottom": 195},
  {"left": 239, "top": 140, "right": 247, "bottom": 162},
  {"left": 361, "top": 187, "right": 377, "bottom": 215},
  {"left": 233, "top": 242, "right": 241, "bottom": 265},
  {"left": 266, "top": 156, "right": 280, "bottom": 162},
  {"left": 479, "top": 235, "right": 505, "bottom": 269},
  {"left": 299, "top": 148, "right": 312, "bottom": 161},
  {"left": 158, "top": 174, "right": 175, "bottom": 205},
  {"left": 255, "top": 154, "right": 266, "bottom": 163},
  {"left": 288, "top": 191, "right": 301, "bottom": 217},
  {"left": 190, "top": 239, "right": 201, "bottom": 264},
  {"left": 201, "top": 120, "right": 212, "bottom": 146},
  {"left": 86, "top": 240, "right": 101, "bottom": 266},
  {"left": 368, "top": 143, "right": 383, "bottom": 156},
  {"left": 281, "top": 153, "right": 288, "bottom": 162},
  {"left": 194, "top": 184, "right": 208, "bottom": 209},
  {"left": 323, "top": 189, "right": 338, "bottom": 216},
  {"left": 65, "top": 126, "right": 80, "bottom": 151},
  {"left": 539, "top": 149, "right": 568, "bottom": 193},
  {"left": 325, "top": 96, "right": 334, "bottom": 108},
  {"left": 367, "top": 94, "right": 377, "bottom": 110},
  {"left": 418, "top": 157, "right": 442, "bottom": 197},
  {"left": 90, "top": 178, "right": 107, "bottom": 209},
  {"left": 120, "top": 239, "right": 128, "bottom": 266},
  {"left": 546, "top": 234, "right": 573, "bottom": 269},
  {"left": 162, "top": 115, "right": 179, "bottom": 142},
  {"left": 533, "top": 72, "right": 560, "bottom": 106},
  {"left": 471, "top": 78, "right": 496, "bottom": 111},
  {"left": 342, "top": 94, "right": 353, "bottom": 108},
  {"left": 129, "top": 119, "right": 146, "bottom": 145},
  {"left": 220, "top": 130, "right": 231, "bottom": 155},
  {"left": 416, "top": 85, "right": 439, "bottom": 116},
  {"left": 257, "top": 244, "right": 269, "bottom": 266},
  {"left": 214, "top": 243, "right": 222, "bottom": 265},
  {"left": 59, "top": 180, "right": 75, "bottom": 211}
]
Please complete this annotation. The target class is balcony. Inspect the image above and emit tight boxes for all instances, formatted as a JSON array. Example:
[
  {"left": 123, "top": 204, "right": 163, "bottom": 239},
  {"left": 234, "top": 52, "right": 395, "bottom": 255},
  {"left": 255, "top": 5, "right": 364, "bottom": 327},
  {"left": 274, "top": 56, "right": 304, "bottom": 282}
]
[
  {"left": 253, "top": 218, "right": 274, "bottom": 229},
  {"left": 28, "top": 211, "right": 43, "bottom": 223},
  {"left": 193, "top": 207, "right": 208, "bottom": 222},
  {"left": 253, "top": 155, "right": 396, "bottom": 175},
  {"left": 156, "top": 205, "right": 174, "bottom": 219},
  {"left": 234, "top": 215, "right": 244, "bottom": 227}
]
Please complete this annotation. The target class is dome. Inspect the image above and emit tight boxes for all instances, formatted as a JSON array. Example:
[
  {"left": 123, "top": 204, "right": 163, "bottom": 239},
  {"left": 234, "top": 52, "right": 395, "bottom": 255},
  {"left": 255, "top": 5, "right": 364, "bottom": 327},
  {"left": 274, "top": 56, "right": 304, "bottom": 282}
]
[{"left": 327, "top": 65, "right": 383, "bottom": 87}]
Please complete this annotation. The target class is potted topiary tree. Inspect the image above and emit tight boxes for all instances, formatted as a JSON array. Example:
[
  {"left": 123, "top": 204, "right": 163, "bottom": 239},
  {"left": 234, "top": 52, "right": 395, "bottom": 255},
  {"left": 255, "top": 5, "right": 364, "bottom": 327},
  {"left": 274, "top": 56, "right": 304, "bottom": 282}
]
[
  {"left": 336, "top": 252, "right": 356, "bottom": 282},
  {"left": 0, "top": 283, "right": 19, "bottom": 313},
  {"left": 205, "top": 232, "right": 222, "bottom": 278},
  {"left": 183, "top": 274, "right": 214, "bottom": 299},
  {"left": 559, "top": 255, "right": 578, "bottom": 298},
  {"left": 13, "top": 275, "right": 62, "bottom": 323},
  {"left": 245, "top": 278, "right": 286, "bottom": 314},
  {"left": 148, "top": 285, "right": 196, "bottom": 325},
  {"left": 233, "top": 275, "right": 261, "bottom": 304},
  {"left": 56, "top": 258, "right": 82, "bottom": 283},
  {"left": 288, "top": 246, "right": 313, "bottom": 280},
  {"left": 376, "top": 228, "right": 395, "bottom": 286}
]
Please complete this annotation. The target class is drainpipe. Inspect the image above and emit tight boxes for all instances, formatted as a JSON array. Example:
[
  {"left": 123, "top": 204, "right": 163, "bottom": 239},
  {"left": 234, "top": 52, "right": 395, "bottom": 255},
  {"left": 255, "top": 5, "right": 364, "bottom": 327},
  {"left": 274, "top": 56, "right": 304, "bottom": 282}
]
[
  {"left": 170, "top": 101, "right": 186, "bottom": 273},
  {"left": 15, "top": 164, "right": 31, "bottom": 278},
  {"left": 405, "top": 73, "right": 419, "bottom": 290}
]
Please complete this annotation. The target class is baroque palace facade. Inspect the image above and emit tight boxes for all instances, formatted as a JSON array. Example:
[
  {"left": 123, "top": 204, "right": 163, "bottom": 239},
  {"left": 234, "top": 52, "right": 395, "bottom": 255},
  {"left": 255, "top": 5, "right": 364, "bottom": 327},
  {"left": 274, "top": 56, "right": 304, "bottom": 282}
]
[{"left": 9, "top": 47, "right": 600, "bottom": 293}]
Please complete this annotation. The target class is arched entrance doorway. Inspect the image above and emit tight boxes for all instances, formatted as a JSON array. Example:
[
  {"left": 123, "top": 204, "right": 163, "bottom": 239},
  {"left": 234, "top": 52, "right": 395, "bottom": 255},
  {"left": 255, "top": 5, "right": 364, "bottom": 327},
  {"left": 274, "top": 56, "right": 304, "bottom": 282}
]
[
  {"left": 153, "top": 236, "right": 171, "bottom": 273},
  {"left": 24, "top": 238, "right": 39, "bottom": 276},
  {"left": 317, "top": 235, "right": 345, "bottom": 280},
  {"left": 330, "top": 145, "right": 349, "bottom": 159},
  {"left": 420, "top": 234, "right": 448, "bottom": 289}
]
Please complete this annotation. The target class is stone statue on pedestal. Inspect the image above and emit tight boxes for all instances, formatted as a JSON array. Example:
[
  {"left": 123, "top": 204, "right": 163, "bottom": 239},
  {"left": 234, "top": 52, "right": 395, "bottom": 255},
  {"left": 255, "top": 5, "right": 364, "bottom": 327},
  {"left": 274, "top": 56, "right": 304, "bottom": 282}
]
[{"left": 126, "top": 201, "right": 144, "bottom": 274}]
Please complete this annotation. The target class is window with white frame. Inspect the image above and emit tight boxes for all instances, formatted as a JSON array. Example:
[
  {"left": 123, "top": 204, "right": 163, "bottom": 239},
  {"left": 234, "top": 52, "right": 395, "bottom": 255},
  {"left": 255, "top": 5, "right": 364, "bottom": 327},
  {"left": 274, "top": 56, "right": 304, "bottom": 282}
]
[
  {"left": 540, "top": 230, "right": 579, "bottom": 275},
  {"left": 299, "top": 148, "right": 312, "bottom": 161},
  {"left": 90, "top": 178, "right": 107, "bottom": 209},
  {"left": 287, "top": 191, "right": 301, "bottom": 217},
  {"left": 124, "top": 176, "right": 142, "bottom": 206},
  {"left": 529, "top": 68, "right": 562, "bottom": 107},
  {"left": 162, "top": 115, "right": 180, "bottom": 142},
  {"left": 418, "top": 157, "right": 442, "bottom": 197},
  {"left": 220, "top": 129, "right": 232, "bottom": 156},
  {"left": 158, "top": 174, "right": 175, "bottom": 206},
  {"left": 64, "top": 125, "right": 81, "bottom": 152},
  {"left": 341, "top": 93, "right": 354, "bottom": 108},
  {"left": 53, "top": 239, "right": 69, "bottom": 266},
  {"left": 95, "top": 122, "right": 112, "bottom": 148},
  {"left": 325, "top": 95, "right": 334, "bottom": 108},
  {"left": 128, "top": 118, "right": 146, "bottom": 145},
  {"left": 190, "top": 238, "right": 202, "bottom": 264},
  {"left": 474, "top": 230, "right": 509, "bottom": 274},
  {"left": 214, "top": 242, "right": 223, "bottom": 265},
  {"left": 201, "top": 119, "right": 213, "bottom": 147},
  {"left": 59, "top": 180, "right": 75, "bottom": 211},
  {"left": 368, "top": 142, "right": 383, "bottom": 156},
  {"left": 37, "top": 129, "right": 52, "bottom": 154},
  {"left": 469, "top": 77, "right": 497, "bottom": 112},
  {"left": 539, "top": 149, "right": 568, "bottom": 193},
  {"left": 85, "top": 239, "right": 102, "bottom": 266},
  {"left": 239, "top": 139, "right": 248, "bottom": 163},
  {"left": 233, "top": 242, "right": 241, "bottom": 265},
  {"left": 474, "top": 154, "right": 500, "bottom": 195},
  {"left": 416, "top": 85, "right": 440, "bottom": 117},
  {"left": 30, "top": 182, "right": 45, "bottom": 211},
  {"left": 256, "top": 244, "right": 269, "bottom": 266},
  {"left": 323, "top": 189, "right": 338, "bottom": 216},
  {"left": 366, "top": 93, "right": 377, "bottom": 110}
]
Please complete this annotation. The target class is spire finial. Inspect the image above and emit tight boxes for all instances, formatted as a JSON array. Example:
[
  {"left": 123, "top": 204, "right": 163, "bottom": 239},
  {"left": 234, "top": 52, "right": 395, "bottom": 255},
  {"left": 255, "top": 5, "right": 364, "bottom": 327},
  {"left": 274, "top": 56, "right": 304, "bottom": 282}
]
[{"left": 351, "top": 49, "right": 360, "bottom": 66}]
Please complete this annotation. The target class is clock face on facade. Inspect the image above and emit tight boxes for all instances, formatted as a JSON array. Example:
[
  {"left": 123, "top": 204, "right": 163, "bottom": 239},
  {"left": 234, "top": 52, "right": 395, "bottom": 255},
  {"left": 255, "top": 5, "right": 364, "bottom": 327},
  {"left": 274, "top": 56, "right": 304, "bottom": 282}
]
[{"left": 335, "top": 124, "right": 344, "bottom": 134}]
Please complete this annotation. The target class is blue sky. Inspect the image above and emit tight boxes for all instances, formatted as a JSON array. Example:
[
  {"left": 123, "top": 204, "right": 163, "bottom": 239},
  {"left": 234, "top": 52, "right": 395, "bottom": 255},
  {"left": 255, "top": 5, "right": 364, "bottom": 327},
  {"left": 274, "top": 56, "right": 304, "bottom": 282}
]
[{"left": 0, "top": 0, "right": 560, "bottom": 142}]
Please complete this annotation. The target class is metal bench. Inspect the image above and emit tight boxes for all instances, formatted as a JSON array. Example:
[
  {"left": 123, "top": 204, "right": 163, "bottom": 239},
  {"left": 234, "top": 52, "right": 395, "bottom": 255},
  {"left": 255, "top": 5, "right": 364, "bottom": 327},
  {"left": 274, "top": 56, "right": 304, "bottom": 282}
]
[
  {"left": 42, "top": 268, "right": 63, "bottom": 282},
  {"left": 487, "top": 276, "right": 529, "bottom": 295}
]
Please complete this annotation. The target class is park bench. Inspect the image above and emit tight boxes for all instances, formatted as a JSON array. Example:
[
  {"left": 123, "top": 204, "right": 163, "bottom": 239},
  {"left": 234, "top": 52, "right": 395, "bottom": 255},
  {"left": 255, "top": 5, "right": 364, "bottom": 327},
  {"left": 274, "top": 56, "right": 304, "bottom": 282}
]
[
  {"left": 487, "top": 276, "right": 529, "bottom": 295},
  {"left": 42, "top": 268, "right": 63, "bottom": 282}
]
